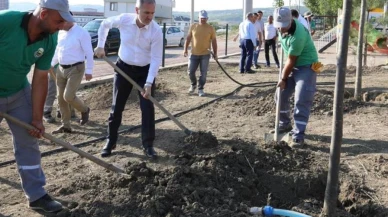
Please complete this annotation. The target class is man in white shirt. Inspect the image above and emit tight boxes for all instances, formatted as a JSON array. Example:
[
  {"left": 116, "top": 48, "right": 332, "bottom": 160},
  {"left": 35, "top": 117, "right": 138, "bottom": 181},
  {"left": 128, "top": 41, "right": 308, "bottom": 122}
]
[
  {"left": 233, "top": 13, "right": 257, "bottom": 73},
  {"left": 253, "top": 11, "right": 264, "bottom": 69},
  {"left": 264, "top": 15, "right": 280, "bottom": 68},
  {"left": 51, "top": 14, "right": 93, "bottom": 134},
  {"left": 291, "top": 9, "right": 309, "bottom": 30},
  {"left": 94, "top": 0, "right": 163, "bottom": 159}
]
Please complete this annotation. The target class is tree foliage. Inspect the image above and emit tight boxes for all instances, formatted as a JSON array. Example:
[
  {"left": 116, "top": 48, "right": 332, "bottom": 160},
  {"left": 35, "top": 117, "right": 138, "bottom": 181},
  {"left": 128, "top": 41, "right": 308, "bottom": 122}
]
[
  {"left": 273, "top": 0, "right": 285, "bottom": 8},
  {"left": 304, "top": 0, "right": 386, "bottom": 16}
]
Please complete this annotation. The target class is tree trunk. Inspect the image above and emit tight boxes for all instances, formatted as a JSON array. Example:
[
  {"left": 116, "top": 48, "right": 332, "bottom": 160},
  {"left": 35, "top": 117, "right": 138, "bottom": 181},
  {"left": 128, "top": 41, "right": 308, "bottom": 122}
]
[
  {"left": 355, "top": 0, "right": 367, "bottom": 101},
  {"left": 322, "top": 0, "right": 353, "bottom": 216}
]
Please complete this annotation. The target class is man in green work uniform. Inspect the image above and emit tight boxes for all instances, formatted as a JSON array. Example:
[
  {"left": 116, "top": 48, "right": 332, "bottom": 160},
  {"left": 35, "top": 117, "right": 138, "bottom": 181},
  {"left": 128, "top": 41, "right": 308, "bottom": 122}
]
[
  {"left": 0, "top": 0, "right": 74, "bottom": 212},
  {"left": 273, "top": 7, "right": 318, "bottom": 148}
]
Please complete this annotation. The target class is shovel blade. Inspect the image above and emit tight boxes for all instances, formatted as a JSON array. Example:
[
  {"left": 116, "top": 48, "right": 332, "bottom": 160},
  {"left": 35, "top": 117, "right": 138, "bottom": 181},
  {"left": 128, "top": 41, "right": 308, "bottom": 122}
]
[{"left": 264, "top": 132, "right": 290, "bottom": 143}]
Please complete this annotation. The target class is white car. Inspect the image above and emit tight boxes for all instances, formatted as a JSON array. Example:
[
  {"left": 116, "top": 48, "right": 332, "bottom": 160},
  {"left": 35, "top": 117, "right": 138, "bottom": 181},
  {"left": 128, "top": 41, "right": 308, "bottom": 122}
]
[{"left": 161, "top": 26, "right": 185, "bottom": 47}]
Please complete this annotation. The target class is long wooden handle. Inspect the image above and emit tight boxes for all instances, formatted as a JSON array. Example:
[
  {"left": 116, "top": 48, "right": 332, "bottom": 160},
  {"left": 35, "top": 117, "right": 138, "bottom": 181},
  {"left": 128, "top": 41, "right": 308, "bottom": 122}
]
[
  {"left": 103, "top": 56, "right": 192, "bottom": 135},
  {"left": 0, "top": 112, "right": 125, "bottom": 175},
  {"left": 274, "top": 46, "right": 284, "bottom": 142}
]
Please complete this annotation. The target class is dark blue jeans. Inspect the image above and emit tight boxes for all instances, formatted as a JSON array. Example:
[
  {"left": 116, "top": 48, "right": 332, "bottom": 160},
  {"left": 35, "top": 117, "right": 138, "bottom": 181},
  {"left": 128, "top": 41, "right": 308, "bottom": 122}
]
[
  {"left": 239, "top": 39, "right": 254, "bottom": 72},
  {"left": 107, "top": 59, "right": 155, "bottom": 148},
  {"left": 253, "top": 40, "right": 261, "bottom": 66}
]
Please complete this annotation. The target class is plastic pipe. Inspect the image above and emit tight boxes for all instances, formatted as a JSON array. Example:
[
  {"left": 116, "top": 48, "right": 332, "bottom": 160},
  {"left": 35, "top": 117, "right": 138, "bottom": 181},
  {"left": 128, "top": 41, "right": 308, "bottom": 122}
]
[{"left": 250, "top": 206, "right": 312, "bottom": 217}]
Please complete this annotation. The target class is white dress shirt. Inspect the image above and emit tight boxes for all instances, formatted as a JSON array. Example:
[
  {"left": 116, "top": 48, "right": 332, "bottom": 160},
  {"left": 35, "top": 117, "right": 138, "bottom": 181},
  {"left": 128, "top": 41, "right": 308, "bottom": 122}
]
[
  {"left": 264, "top": 23, "right": 277, "bottom": 40},
  {"left": 297, "top": 15, "right": 310, "bottom": 31},
  {"left": 253, "top": 20, "right": 262, "bottom": 41},
  {"left": 239, "top": 19, "right": 257, "bottom": 46},
  {"left": 51, "top": 24, "right": 94, "bottom": 74},
  {"left": 97, "top": 13, "right": 163, "bottom": 84}
]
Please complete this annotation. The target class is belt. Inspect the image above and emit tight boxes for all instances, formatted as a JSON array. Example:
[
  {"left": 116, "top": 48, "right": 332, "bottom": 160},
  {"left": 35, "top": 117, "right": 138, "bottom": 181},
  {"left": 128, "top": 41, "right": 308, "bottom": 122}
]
[
  {"left": 118, "top": 58, "right": 149, "bottom": 69},
  {"left": 60, "top": 61, "right": 84, "bottom": 69}
]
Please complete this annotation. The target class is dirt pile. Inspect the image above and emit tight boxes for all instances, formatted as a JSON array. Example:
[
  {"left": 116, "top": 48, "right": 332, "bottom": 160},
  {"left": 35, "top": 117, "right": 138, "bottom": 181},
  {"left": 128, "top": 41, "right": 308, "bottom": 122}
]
[
  {"left": 321, "top": 64, "right": 383, "bottom": 75},
  {"left": 55, "top": 140, "right": 328, "bottom": 217},
  {"left": 83, "top": 82, "right": 173, "bottom": 110},
  {"left": 312, "top": 89, "right": 366, "bottom": 115},
  {"left": 183, "top": 131, "right": 219, "bottom": 148},
  {"left": 236, "top": 89, "right": 366, "bottom": 117}
]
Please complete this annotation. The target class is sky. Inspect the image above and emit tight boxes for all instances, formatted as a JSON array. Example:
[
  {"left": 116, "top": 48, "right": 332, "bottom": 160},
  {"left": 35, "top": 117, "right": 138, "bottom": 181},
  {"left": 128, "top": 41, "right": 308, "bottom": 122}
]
[{"left": 10, "top": 0, "right": 302, "bottom": 11}]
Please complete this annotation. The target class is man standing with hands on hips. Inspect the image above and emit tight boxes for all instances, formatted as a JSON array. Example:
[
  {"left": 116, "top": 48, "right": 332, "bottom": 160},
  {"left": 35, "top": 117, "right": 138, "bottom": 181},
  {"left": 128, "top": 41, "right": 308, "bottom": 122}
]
[
  {"left": 273, "top": 7, "right": 318, "bottom": 148},
  {"left": 0, "top": 0, "right": 74, "bottom": 212},
  {"left": 95, "top": 0, "right": 163, "bottom": 158},
  {"left": 183, "top": 10, "right": 218, "bottom": 97}
]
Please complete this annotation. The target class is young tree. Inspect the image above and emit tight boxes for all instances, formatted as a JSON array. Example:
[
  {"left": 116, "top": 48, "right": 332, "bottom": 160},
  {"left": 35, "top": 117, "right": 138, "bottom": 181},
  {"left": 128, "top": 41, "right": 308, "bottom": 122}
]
[
  {"left": 322, "top": 0, "right": 352, "bottom": 215},
  {"left": 273, "top": 0, "right": 285, "bottom": 7},
  {"left": 354, "top": 0, "right": 367, "bottom": 101}
]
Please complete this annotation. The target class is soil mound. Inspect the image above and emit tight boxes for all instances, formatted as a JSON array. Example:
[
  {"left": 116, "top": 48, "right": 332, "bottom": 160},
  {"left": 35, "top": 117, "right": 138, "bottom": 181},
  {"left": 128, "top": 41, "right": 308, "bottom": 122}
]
[
  {"left": 236, "top": 89, "right": 366, "bottom": 117},
  {"left": 55, "top": 141, "right": 327, "bottom": 217},
  {"left": 183, "top": 131, "right": 219, "bottom": 148},
  {"left": 83, "top": 82, "right": 173, "bottom": 110}
]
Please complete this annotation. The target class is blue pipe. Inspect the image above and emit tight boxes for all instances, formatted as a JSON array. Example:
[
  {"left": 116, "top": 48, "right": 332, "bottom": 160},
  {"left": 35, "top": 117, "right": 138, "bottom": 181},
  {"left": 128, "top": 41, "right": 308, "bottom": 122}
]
[{"left": 250, "top": 206, "right": 312, "bottom": 217}]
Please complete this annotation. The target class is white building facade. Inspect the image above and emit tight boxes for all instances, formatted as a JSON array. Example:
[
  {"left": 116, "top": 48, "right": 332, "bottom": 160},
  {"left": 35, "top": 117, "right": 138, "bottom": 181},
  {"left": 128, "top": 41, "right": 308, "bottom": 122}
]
[
  {"left": 104, "top": 0, "right": 174, "bottom": 24},
  {"left": 0, "top": 0, "right": 9, "bottom": 10}
]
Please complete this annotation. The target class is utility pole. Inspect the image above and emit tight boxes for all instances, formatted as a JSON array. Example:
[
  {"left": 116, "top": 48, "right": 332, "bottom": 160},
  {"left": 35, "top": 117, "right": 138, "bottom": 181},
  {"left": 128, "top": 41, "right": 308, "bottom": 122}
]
[
  {"left": 322, "top": 0, "right": 353, "bottom": 216},
  {"left": 243, "top": 0, "right": 253, "bottom": 21},
  {"left": 190, "top": 0, "right": 194, "bottom": 25},
  {"left": 355, "top": 0, "right": 366, "bottom": 101}
]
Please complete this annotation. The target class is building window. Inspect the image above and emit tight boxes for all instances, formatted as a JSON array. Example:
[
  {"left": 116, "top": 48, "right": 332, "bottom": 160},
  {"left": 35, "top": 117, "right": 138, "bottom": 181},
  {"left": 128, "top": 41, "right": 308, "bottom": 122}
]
[{"left": 110, "top": 2, "right": 118, "bottom": 11}]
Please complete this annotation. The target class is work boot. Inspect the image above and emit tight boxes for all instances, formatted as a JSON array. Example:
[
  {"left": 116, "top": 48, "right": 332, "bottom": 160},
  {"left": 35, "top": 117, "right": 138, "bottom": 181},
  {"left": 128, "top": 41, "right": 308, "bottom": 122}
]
[
  {"left": 43, "top": 112, "right": 55, "bottom": 123},
  {"left": 269, "top": 124, "right": 292, "bottom": 134},
  {"left": 188, "top": 85, "right": 196, "bottom": 94},
  {"left": 290, "top": 138, "right": 305, "bottom": 148},
  {"left": 80, "top": 107, "right": 90, "bottom": 125},
  {"left": 52, "top": 126, "right": 72, "bottom": 134},
  {"left": 29, "top": 194, "right": 63, "bottom": 213},
  {"left": 101, "top": 139, "right": 117, "bottom": 157}
]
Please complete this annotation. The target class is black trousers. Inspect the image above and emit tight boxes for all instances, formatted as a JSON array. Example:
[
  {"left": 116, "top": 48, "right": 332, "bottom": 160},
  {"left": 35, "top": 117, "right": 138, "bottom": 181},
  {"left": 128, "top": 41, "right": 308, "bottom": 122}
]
[
  {"left": 107, "top": 59, "right": 155, "bottom": 148},
  {"left": 265, "top": 39, "right": 279, "bottom": 66}
]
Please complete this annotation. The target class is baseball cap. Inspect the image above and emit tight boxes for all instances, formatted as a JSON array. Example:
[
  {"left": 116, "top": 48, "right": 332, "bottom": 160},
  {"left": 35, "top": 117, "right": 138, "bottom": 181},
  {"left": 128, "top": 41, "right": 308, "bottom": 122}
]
[
  {"left": 304, "top": 11, "right": 314, "bottom": 18},
  {"left": 273, "top": 7, "right": 292, "bottom": 28},
  {"left": 39, "top": 0, "right": 75, "bottom": 22},
  {"left": 199, "top": 10, "right": 208, "bottom": 19}
]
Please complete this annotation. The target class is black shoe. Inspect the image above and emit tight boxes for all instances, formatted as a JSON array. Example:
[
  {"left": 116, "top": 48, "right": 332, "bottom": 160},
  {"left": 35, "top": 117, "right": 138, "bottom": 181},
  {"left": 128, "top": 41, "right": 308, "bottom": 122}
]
[
  {"left": 101, "top": 140, "right": 117, "bottom": 157},
  {"left": 56, "top": 111, "right": 61, "bottom": 119},
  {"left": 80, "top": 107, "right": 90, "bottom": 125},
  {"left": 29, "top": 194, "right": 63, "bottom": 213},
  {"left": 43, "top": 112, "right": 55, "bottom": 123},
  {"left": 245, "top": 69, "right": 256, "bottom": 74},
  {"left": 52, "top": 126, "right": 72, "bottom": 134},
  {"left": 143, "top": 147, "right": 157, "bottom": 159},
  {"left": 254, "top": 64, "right": 261, "bottom": 69},
  {"left": 71, "top": 109, "right": 76, "bottom": 118}
]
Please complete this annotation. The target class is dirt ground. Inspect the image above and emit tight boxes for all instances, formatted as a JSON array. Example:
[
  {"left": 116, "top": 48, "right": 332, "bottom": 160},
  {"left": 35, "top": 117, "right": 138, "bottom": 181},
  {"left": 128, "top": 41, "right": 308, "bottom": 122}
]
[{"left": 0, "top": 61, "right": 387, "bottom": 217}]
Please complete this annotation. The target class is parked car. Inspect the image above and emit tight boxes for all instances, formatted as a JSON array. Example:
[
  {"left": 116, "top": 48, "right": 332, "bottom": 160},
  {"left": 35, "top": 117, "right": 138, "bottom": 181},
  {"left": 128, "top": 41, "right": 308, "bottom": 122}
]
[
  {"left": 161, "top": 26, "right": 185, "bottom": 47},
  {"left": 83, "top": 19, "right": 120, "bottom": 54}
]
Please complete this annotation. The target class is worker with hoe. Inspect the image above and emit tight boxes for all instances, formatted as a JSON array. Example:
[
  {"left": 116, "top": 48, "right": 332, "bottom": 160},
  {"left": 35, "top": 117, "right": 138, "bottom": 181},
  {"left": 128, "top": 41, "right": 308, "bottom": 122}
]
[
  {"left": 0, "top": 0, "right": 74, "bottom": 212},
  {"left": 95, "top": 0, "right": 163, "bottom": 159},
  {"left": 272, "top": 7, "right": 319, "bottom": 148}
]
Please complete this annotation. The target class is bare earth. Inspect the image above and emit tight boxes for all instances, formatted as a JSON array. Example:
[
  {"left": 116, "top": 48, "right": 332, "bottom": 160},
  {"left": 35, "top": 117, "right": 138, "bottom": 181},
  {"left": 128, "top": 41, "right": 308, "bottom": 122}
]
[{"left": 0, "top": 60, "right": 387, "bottom": 217}]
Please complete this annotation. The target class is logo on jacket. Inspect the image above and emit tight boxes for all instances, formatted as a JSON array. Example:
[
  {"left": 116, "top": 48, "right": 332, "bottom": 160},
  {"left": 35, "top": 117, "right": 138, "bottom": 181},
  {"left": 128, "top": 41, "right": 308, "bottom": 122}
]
[{"left": 34, "top": 48, "right": 44, "bottom": 58}]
